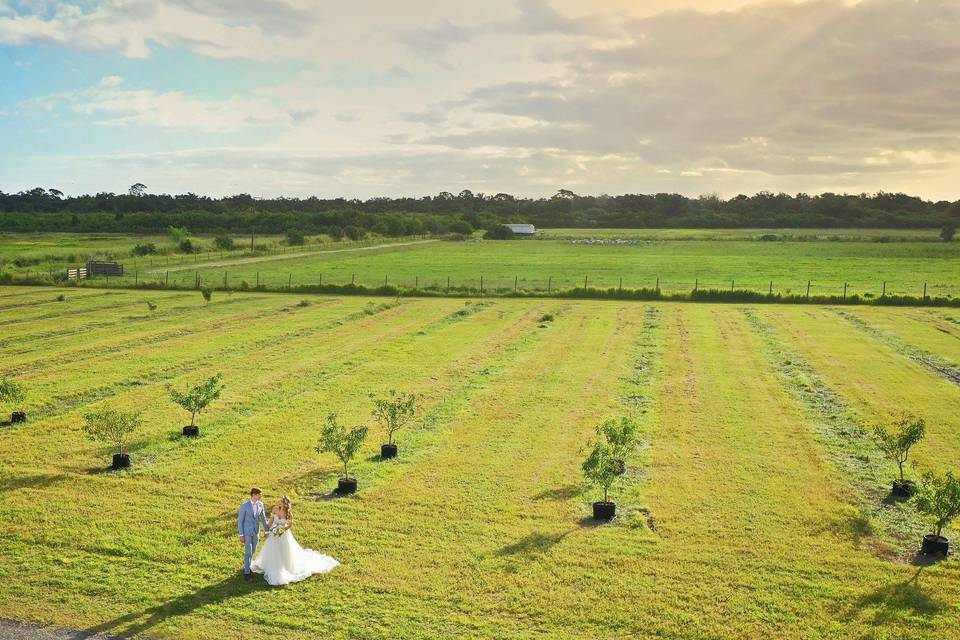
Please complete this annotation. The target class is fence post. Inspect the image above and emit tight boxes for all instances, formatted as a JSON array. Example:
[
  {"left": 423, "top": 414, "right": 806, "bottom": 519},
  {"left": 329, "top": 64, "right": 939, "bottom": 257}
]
[
  {"left": 655, "top": 276, "right": 659, "bottom": 291},
  {"left": 923, "top": 282, "right": 927, "bottom": 299},
  {"left": 806, "top": 281, "right": 811, "bottom": 298},
  {"left": 288, "top": 273, "right": 292, "bottom": 290},
  {"left": 731, "top": 280, "right": 735, "bottom": 291},
  {"left": 843, "top": 282, "right": 848, "bottom": 300},
  {"left": 768, "top": 281, "right": 772, "bottom": 295},
  {"left": 165, "top": 271, "right": 169, "bottom": 287},
  {"left": 694, "top": 278, "right": 698, "bottom": 292},
  {"left": 320, "top": 274, "right": 323, "bottom": 287},
  {"left": 480, "top": 276, "right": 484, "bottom": 295},
  {"left": 618, "top": 276, "right": 622, "bottom": 291},
  {"left": 548, "top": 277, "right": 552, "bottom": 293},
  {"left": 224, "top": 271, "right": 228, "bottom": 288},
  {"left": 256, "top": 272, "right": 260, "bottom": 288},
  {"left": 446, "top": 276, "right": 450, "bottom": 293},
  {"left": 135, "top": 271, "right": 138, "bottom": 285},
  {"left": 584, "top": 275, "right": 588, "bottom": 289},
  {"left": 415, "top": 276, "right": 419, "bottom": 290},
  {"left": 882, "top": 281, "right": 886, "bottom": 297},
  {"left": 514, "top": 276, "right": 518, "bottom": 292},
  {"left": 384, "top": 275, "right": 388, "bottom": 287}
]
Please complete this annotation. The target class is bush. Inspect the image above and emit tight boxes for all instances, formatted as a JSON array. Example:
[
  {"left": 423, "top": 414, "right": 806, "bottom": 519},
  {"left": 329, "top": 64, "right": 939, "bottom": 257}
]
[
  {"left": 286, "top": 229, "right": 306, "bottom": 245},
  {"left": 297, "top": 299, "right": 311, "bottom": 307},
  {"left": 915, "top": 471, "right": 960, "bottom": 537},
  {"left": 56, "top": 294, "right": 66, "bottom": 302},
  {"left": 178, "top": 239, "right": 195, "bottom": 254},
  {"left": 370, "top": 390, "right": 417, "bottom": 446},
  {"left": 942, "top": 223, "right": 956, "bottom": 242},
  {"left": 328, "top": 226, "right": 345, "bottom": 241},
  {"left": 132, "top": 243, "right": 157, "bottom": 256},
  {"left": 758, "top": 234, "right": 779, "bottom": 241},
  {"left": 872, "top": 415, "right": 925, "bottom": 483},
  {"left": 484, "top": 225, "right": 516, "bottom": 240},
  {"left": 344, "top": 225, "right": 365, "bottom": 241},
  {"left": 200, "top": 287, "right": 213, "bottom": 304},
  {"left": 146, "top": 301, "right": 157, "bottom": 313},
  {"left": 539, "top": 313, "right": 555, "bottom": 323},
  {"left": 450, "top": 220, "right": 474, "bottom": 235},
  {"left": 168, "top": 373, "right": 224, "bottom": 429},
  {"left": 317, "top": 413, "right": 368, "bottom": 480},
  {"left": 582, "top": 416, "right": 641, "bottom": 503},
  {"left": 83, "top": 406, "right": 142, "bottom": 458},
  {"left": 213, "top": 235, "right": 235, "bottom": 250}
]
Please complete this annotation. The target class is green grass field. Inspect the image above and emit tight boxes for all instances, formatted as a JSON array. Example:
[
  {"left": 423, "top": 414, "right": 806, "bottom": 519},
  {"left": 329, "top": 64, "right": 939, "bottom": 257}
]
[
  {"left": 1, "top": 286, "right": 958, "bottom": 639},
  {"left": 3, "top": 231, "right": 956, "bottom": 298}
]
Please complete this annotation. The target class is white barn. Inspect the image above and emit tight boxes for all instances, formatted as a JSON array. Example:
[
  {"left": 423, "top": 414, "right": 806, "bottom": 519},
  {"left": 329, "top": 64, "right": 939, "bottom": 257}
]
[{"left": 505, "top": 223, "right": 536, "bottom": 235}]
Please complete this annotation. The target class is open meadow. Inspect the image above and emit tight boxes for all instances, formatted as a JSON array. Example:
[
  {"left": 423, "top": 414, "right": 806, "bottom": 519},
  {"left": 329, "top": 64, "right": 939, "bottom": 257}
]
[
  {"left": 1, "top": 286, "right": 959, "bottom": 639},
  {"left": 2, "top": 231, "right": 958, "bottom": 298}
]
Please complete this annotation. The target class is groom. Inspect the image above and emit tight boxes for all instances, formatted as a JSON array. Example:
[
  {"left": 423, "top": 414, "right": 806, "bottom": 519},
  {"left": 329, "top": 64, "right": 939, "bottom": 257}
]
[{"left": 237, "top": 487, "right": 269, "bottom": 581}]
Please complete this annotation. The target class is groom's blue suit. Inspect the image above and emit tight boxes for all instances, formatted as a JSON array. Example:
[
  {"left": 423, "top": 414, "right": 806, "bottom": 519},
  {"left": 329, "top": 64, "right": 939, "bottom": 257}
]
[{"left": 237, "top": 499, "right": 270, "bottom": 575}]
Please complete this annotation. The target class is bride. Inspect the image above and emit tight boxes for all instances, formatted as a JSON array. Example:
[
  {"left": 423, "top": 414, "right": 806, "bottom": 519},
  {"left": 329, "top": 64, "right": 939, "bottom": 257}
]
[{"left": 251, "top": 496, "right": 339, "bottom": 586}]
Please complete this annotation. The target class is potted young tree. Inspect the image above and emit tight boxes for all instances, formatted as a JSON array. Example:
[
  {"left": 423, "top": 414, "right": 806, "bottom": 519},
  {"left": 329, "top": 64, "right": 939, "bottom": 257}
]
[
  {"left": 317, "top": 413, "right": 368, "bottom": 494},
  {"left": 83, "top": 406, "right": 143, "bottom": 470},
  {"left": 0, "top": 377, "right": 26, "bottom": 424},
  {"left": 914, "top": 470, "right": 960, "bottom": 556},
  {"left": 582, "top": 416, "right": 640, "bottom": 521},
  {"left": 168, "top": 373, "right": 224, "bottom": 437},
  {"left": 873, "top": 415, "right": 926, "bottom": 497},
  {"left": 370, "top": 390, "right": 416, "bottom": 459}
]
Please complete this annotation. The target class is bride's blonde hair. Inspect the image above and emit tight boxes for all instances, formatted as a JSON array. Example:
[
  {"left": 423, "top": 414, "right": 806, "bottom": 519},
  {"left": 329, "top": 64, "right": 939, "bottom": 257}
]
[{"left": 280, "top": 495, "right": 293, "bottom": 520}]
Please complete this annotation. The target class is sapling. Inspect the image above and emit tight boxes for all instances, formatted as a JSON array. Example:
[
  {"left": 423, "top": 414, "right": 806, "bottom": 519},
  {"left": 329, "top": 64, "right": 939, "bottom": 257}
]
[
  {"left": 317, "top": 413, "right": 367, "bottom": 481},
  {"left": 583, "top": 416, "right": 641, "bottom": 505},
  {"left": 872, "top": 415, "right": 925, "bottom": 489},
  {"left": 0, "top": 378, "right": 26, "bottom": 422},
  {"left": 915, "top": 471, "right": 960, "bottom": 539},
  {"left": 370, "top": 390, "right": 417, "bottom": 448},
  {"left": 146, "top": 301, "right": 157, "bottom": 313},
  {"left": 201, "top": 287, "right": 213, "bottom": 305},
  {"left": 83, "top": 406, "right": 142, "bottom": 466},
  {"left": 168, "top": 373, "right": 224, "bottom": 435}
]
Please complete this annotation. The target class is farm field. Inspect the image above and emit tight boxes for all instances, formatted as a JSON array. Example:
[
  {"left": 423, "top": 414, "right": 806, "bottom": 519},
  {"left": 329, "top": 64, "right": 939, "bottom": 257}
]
[
  {"left": 2, "top": 231, "right": 957, "bottom": 298},
  {"left": 1, "top": 286, "right": 959, "bottom": 639}
]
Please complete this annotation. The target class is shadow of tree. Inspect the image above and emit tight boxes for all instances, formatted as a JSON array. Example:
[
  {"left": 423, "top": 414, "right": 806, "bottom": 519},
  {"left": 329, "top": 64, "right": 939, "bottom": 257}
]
[
  {"left": 851, "top": 568, "right": 946, "bottom": 625},
  {"left": 531, "top": 484, "right": 581, "bottom": 501},
  {"left": 83, "top": 576, "right": 268, "bottom": 638},
  {"left": 497, "top": 530, "right": 572, "bottom": 556},
  {"left": 0, "top": 472, "right": 68, "bottom": 493}
]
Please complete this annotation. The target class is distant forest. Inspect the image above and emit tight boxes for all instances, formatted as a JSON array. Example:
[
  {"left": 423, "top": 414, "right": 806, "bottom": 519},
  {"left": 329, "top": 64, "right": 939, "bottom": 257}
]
[{"left": 1, "top": 187, "right": 958, "bottom": 236}]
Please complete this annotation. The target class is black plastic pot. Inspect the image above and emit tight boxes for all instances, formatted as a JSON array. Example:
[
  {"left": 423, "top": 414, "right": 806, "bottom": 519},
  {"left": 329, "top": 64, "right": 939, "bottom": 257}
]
[
  {"left": 112, "top": 454, "right": 131, "bottom": 470},
  {"left": 10, "top": 411, "right": 26, "bottom": 424},
  {"left": 593, "top": 501, "right": 616, "bottom": 521},
  {"left": 921, "top": 534, "right": 949, "bottom": 556},
  {"left": 183, "top": 425, "right": 199, "bottom": 437},
  {"left": 380, "top": 443, "right": 398, "bottom": 460},
  {"left": 892, "top": 479, "right": 916, "bottom": 498},
  {"left": 336, "top": 477, "right": 358, "bottom": 495}
]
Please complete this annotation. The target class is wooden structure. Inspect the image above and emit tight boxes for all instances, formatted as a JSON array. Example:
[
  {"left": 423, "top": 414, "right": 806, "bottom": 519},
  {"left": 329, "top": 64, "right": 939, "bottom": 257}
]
[{"left": 86, "top": 261, "right": 124, "bottom": 276}]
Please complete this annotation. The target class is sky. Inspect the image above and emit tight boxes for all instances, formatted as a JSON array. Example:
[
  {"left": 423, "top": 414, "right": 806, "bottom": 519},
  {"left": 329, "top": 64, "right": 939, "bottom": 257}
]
[{"left": 0, "top": 0, "right": 958, "bottom": 200}]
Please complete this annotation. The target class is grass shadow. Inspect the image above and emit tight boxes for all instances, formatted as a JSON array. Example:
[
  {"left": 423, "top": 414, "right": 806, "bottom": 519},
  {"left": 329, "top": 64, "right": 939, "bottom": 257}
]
[
  {"left": 83, "top": 575, "right": 269, "bottom": 638},
  {"left": 850, "top": 568, "right": 946, "bottom": 625},
  {"left": 577, "top": 516, "right": 607, "bottom": 529},
  {"left": 497, "top": 530, "right": 572, "bottom": 556}
]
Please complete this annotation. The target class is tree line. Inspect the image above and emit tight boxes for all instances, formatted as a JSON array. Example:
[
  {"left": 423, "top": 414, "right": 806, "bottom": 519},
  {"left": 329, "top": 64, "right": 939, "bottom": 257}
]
[{"left": 1, "top": 187, "right": 958, "bottom": 235}]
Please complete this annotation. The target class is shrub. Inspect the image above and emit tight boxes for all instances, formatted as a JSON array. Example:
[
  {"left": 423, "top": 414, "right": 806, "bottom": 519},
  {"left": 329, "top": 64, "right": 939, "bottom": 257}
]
[
  {"left": 328, "top": 226, "right": 345, "bottom": 240},
  {"left": 582, "top": 416, "right": 641, "bottom": 503},
  {"left": 297, "top": 299, "right": 311, "bottom": 307},
  {"left": 213, "top": 235, "right": 235, "bottom": 251},
  {"left": 317, "top": 413, "right": 368, "bottom": 480},
  {"left": 539, "top": 313, "right": 555, "bottom": 323},
  {"left": 344, "top": 225, "right": 364, "bottom": 241},
  {"left": 872, "top": 416, "right": 925, "bottom": 483},
  {"left": 758, "top": 234, "right": 779, "bottom": 241},
  {"left": 450, "top": 220, "right": 474, "bottom": 235},
  {"left": 286, "top": 228, "right": 306, "bottom": 245},
  {"left": 370, "top": 390, "right": 417, "bottom": 446},
  {"left": 484, "top": 225, "right": 516, "bottom": 240},
  {"left": 0, "top": 378, "right": 26, "bottom": 413},
  {"left": 167, "top": 225, "right": 191, "bottom": 244},
  {"left": 201, "top": 287, "right": 213, "bottom": 304},
  {"left": 132, "top": 243, "right": 157, "bottom": 256},
  {"left": 167, "top": 373, "right": 224, "bottom": 429},
  {"left": 178, "top": 239, "right": 195, "bottom": 254},
  {"left": 146, "top": 301, "right": 157, "bottom": 313},
  {"left": 914, "top": 471, "right": 960, "bottom": 537},
  {"left": 942, "top": 223, "right": 956, "bottom": 242},
  {"left": 83, "top": 406, "right": 142, "bottom": 458},
  {"left": 56, "top": 294, "right": 66, "bottom": 302}
]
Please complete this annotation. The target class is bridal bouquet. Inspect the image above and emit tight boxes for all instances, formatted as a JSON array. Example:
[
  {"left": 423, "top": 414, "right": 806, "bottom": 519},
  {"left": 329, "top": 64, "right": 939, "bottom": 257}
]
[{"left": 270, "top": 523, "right": 286, "bottom": 538}]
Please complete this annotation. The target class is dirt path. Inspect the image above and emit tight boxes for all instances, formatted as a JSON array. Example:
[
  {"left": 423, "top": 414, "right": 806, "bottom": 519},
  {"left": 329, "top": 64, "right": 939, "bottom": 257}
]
[{"left": 144, "top": 238, "right": 438, "bottom": 274}]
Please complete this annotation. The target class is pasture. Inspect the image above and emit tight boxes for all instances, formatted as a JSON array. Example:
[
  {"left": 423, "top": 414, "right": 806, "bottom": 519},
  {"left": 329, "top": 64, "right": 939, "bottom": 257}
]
[
  {"left": 1, "top": 286, "right": 959, "bottom": 639},
  {"left": 2, "top": 231, "right": 957, "bottom": 298}
]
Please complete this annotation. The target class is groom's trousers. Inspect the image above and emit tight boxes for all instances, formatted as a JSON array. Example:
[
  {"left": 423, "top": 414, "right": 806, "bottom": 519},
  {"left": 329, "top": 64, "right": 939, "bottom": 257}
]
[{"left": 243, "top": 535, "right": 257, "bottom": 574}]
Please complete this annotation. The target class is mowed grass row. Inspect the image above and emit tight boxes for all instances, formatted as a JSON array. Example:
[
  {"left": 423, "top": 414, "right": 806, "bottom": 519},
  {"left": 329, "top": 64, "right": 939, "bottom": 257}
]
[{"left": 1, "top": 288, "right": 959, "bottom": 638}]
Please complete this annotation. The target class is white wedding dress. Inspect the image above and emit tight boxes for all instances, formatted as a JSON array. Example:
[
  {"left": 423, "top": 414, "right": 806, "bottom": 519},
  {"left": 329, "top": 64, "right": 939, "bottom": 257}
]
[{"left": 250, "top": 517, "right": 339, "bottom": 586}]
